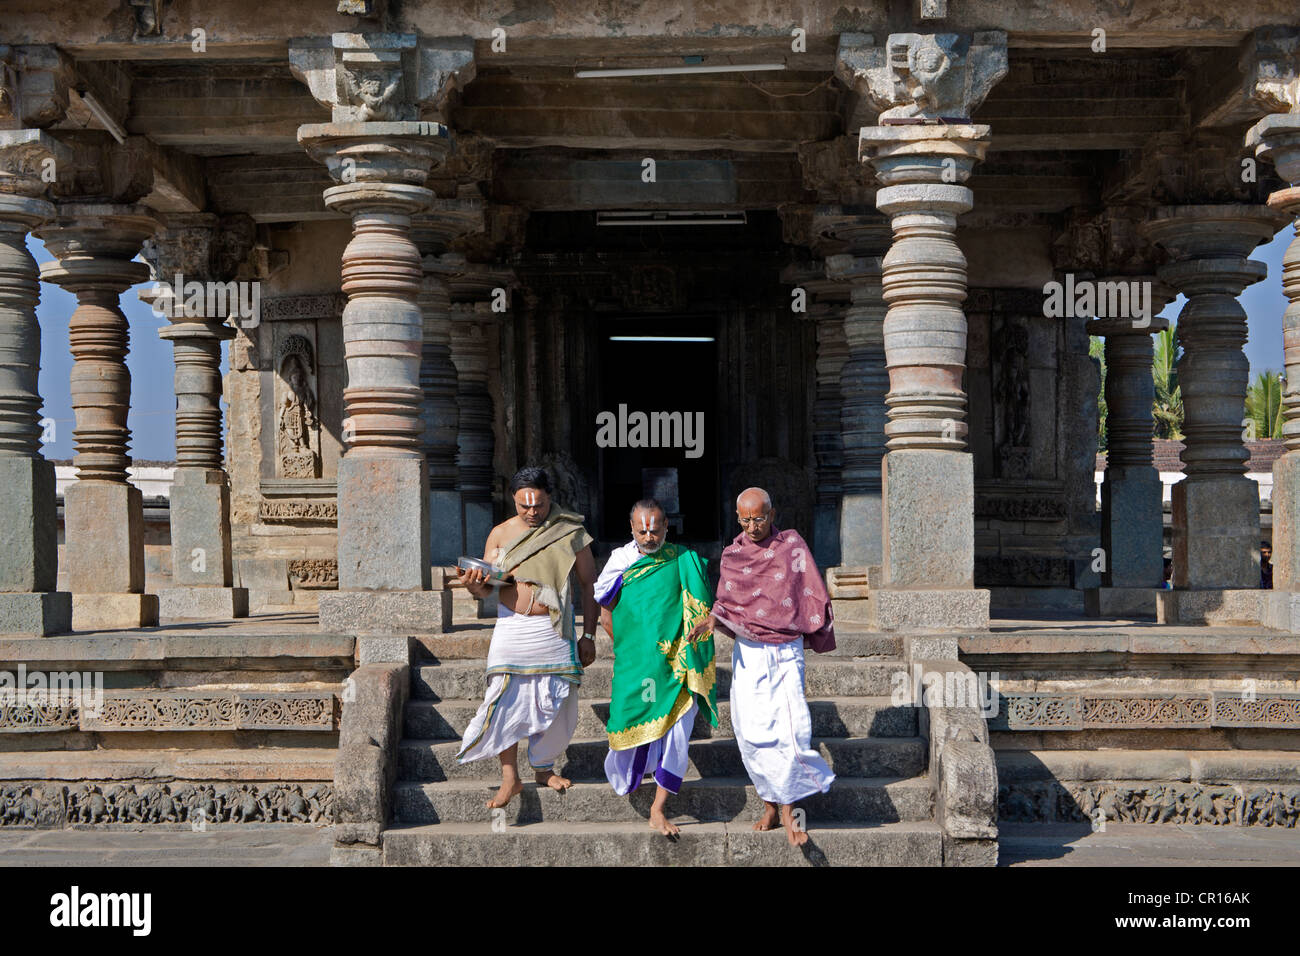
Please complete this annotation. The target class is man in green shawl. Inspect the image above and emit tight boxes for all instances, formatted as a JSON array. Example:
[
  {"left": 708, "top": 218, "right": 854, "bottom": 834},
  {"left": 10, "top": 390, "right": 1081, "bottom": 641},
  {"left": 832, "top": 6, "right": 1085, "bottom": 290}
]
[
  {"left": 457, "top": 466, "right": 599, "bottom": 810},
  {"left": 595, "top": 498, "right": 717, "bottom": 837}
]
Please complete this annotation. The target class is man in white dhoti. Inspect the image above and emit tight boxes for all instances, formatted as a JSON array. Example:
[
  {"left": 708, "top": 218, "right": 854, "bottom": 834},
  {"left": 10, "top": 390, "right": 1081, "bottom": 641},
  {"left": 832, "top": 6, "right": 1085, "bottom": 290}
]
[
  {"left": 688, "top": 486, "right": 836, "bottom": 846},
  {"left": 595, "top": 499, "right": 717, "bottom": 837},
  {"left": 456, "top": 466, "right": 599, "bottom": 809}
]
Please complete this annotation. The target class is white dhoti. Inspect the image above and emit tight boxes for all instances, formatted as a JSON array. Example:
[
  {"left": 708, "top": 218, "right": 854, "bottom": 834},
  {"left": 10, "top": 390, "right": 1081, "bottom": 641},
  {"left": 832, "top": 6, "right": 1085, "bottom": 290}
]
[
  {"left": 730, "top": 634, "right": 835, "bottom": 805},
  {"left": 457, "top": 601, "right": 582, "bottom": 767},
  {"left": 603, "top": 698, "right": 698, "bottom": 795}
]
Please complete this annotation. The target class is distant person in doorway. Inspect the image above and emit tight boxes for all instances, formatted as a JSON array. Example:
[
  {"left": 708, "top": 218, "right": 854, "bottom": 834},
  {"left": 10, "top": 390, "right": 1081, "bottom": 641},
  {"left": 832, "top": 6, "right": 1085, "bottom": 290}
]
[
  {"left": 1261, "top": 541, "right": 1273, "bottom": 590},
  {"left": 687, "top": 486, "right": 836, "bottom": 847},
  {"left": 595, "top": 498, "right": 718, "bottom": 837},
  {"left": 455, "top": 466, "right": 599, "bottom": 810}
]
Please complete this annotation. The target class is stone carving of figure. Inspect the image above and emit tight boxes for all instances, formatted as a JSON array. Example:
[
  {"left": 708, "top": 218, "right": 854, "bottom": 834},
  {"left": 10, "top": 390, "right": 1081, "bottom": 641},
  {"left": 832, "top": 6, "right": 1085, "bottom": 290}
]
[
  {"left": 278, "top": 352, "right": 318, "bottom": 478},
  {"left": 343, "top": 66, "right": 404, "bottom": 122}
]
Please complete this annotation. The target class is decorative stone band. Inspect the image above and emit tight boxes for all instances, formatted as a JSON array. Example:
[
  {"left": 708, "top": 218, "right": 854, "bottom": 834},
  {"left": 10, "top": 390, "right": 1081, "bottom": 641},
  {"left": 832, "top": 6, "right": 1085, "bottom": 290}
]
[
  {"left": 992, "top": 692, "right": 1300, "bottom": 731},
  {"left": 0, "top": 690, "right": 336, "bottom": 732},
  {"left": 0, "top": 782, "right": 334, "bottom": 826},
  {"left": 1000, "top": 781, "right": 1298, "bottom": 827}
]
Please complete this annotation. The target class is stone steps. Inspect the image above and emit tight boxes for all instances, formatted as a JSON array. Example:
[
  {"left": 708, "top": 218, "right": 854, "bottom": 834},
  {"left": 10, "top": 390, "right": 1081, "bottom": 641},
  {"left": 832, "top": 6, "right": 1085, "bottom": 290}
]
[
  {"left": 411, "top": 658, "right": 906, "bottom": 700},
  {"left": 392, "top": 774, "right": 934, "bottom": 825},
  {"left": 381, "top": 819, "right": 944, "bottom": 866},
  {"left": 404, "top": 694, "right": 919, "bottom": 741},
  {"left": 398, "top": 734, "right": 927, "bottom": 781},
  {"left": 415, "top": 630, "right": 904, "bottom": 661}
]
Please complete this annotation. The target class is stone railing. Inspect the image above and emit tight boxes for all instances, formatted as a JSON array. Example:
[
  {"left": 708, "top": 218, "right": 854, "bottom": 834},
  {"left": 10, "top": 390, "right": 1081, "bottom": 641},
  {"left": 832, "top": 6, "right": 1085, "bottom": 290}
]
[
  {"left": 330, "top": 656, "right": 410, "bottom": 866},
  {"left": 905, "top": 637, "right": 999, "bottom": 866}
]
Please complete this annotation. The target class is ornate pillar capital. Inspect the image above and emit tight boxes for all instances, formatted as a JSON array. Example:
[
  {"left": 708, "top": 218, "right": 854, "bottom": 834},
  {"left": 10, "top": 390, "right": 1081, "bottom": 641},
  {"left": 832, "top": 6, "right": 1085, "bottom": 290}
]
[
  {"left": 289, "top": 32, "right": 475, "bottom": 123},
  {"left": 836, "top": 31, "right": 1007, "bottom": 121},
  {"left": 0, "top": 45, "right": 74, "bottom": 130}
]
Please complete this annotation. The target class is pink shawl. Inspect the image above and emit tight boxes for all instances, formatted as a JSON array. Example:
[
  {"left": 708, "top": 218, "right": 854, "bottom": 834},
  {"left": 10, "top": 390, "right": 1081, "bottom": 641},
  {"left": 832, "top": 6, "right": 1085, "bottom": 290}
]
[{"left": 711, "top": 528, "right": 836, "bottom": 653}]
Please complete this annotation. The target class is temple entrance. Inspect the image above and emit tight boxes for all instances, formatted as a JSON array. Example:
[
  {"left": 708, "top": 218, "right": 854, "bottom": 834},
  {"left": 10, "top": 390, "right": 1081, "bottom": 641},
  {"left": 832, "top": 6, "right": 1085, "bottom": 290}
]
[{"left": 596, "top": 314, "right": 719, "bottom": 545}]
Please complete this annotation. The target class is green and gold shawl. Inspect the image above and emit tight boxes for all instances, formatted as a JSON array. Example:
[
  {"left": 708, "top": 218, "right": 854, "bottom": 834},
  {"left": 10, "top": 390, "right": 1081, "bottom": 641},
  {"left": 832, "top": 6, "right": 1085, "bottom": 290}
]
[
  {"left": 498, "top": 508, "right": 594, "bottom": 644},
  {"left": 607, "top": 543, "right": 718, "bottom": 750}
]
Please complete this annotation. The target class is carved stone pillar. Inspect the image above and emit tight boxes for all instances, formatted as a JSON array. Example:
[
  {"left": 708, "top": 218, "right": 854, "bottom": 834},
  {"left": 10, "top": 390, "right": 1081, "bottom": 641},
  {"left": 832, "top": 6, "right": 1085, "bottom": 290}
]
[
  {"left": 1247, "top": 49, "right": 1300, "bottom": 629},
  {"left": 418, "top": 252, "right": 462, "bottom": 564},
  {"left": 36, "top": 204, "right": 159, "bottom": 629},
  {"left": 142, "top": 213, "right": 255, "bottom": 620},
  {"left": 843, "top": 31, "right": 1007, "bottom": 630},
  {"left": 291, "top": 32, "right": 474, "bottom": 638},
  {"left": 449, "top": 261, "right": 514, "bottom": 558},
  {"left": 0, "top": 130, "right": 72, "bottom": 634},
  {"left": 1089, "top": 307, "right": 1170, "bottom": 596},
  {"left": 1143, "top": 205, "right": 1289, "bottom": 594},
  {"left": 828, "top": 252, "right": 888, "bottom": 572}
]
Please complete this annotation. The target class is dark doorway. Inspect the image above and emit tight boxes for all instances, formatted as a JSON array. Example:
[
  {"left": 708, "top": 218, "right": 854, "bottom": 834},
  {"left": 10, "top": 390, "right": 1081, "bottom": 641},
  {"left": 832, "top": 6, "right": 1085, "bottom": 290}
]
[{"left": 597, "top": 314, "right": 719, "bottom": 544}]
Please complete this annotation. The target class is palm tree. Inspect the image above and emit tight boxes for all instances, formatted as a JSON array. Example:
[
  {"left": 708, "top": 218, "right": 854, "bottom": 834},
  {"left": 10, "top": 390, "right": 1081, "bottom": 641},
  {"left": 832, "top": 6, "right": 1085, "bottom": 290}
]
[
  {"left": 1246, "top": 370, "right": 1284, "bottom": 440},
  {"left": 1152, "top": 324, "right": 1183, "bottom": 440},
  {"left": 1089, "top": 335, "right": 1107, "bottom": 451}
]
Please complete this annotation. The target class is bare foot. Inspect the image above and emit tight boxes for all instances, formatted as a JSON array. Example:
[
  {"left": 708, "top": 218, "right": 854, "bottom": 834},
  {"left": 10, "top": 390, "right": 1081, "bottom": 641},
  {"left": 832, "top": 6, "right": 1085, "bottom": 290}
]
[
  {"left": 752, "top": 801, "right": 780, "bottom": 832},
  {"left": 780, "top": 804, "right": 808, "bottom": 847},
  {"left": 648, "top": 807, "right": 680, "bottom": 838},
  {"left": 535, "top": 770, "right": 571, "bottom": 793},
  {"left": 486, "top": 779, "right": 524, "bottom": 809}
]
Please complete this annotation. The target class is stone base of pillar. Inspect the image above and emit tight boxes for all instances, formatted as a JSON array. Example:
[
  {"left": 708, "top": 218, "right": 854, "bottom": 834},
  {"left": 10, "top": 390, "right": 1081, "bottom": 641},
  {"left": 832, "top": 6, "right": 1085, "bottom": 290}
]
[
  {"left": 338, "top": 457, "right": 431, "bottom": 591},
  {"left": 1271, "top": 454, "right": 1300, "bottom": 590},
  {"left": 1101, "top": 466, "right": 1164, "bottom": 588},
  {"left": 318, "top": 590, "right": 453, "bottom": 635},
  {"left": 1155, "top": 589, "right": 1264, "bottom": 626},
  {"left": 1083, "top": 587, "right": 1161, "bottom": 619},
  {"left": 463, "top": 499, "right": 494, "bottom": 558},
  {"left": 429, "top": 488, "right": 464, "bottom": 565},
  {"left": 170, "top": 469, "right": 235, "bottom": 587},
  {"left": 882, "top": 451, "right": 974, "bottom": 589},
  {"left": 0, "top": 457, "right": 59, "bottom": 593},
  {"left": 840, "top": 492, "right": 882, "bottom": 569},
  {"left": 1262, "top": 591, "right": 1300, "bottom": 632},
  {"left": 870, "top": 589, "right": 990, "bottom": 631},
  {"left": 72, "top": 593, "right": 159, "bottom": 631},
  {"left": 0, "top": 592, "right": 72, "bottom": 635},
  {"left": 158, "top": 587, "right": 250, "bottom": 621},
  {"left": 65, "top": 481, "right": 146, "bottom": 593},
  {"left": 1172, "top": 477, "right": 1260, "bottom": 589}
]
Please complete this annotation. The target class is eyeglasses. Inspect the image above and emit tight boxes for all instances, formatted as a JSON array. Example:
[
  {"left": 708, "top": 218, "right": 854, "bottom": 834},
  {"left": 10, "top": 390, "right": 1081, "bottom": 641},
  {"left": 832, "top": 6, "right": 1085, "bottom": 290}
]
[{"left": 737, "top": 514, "right": 770, "bottom": 526}]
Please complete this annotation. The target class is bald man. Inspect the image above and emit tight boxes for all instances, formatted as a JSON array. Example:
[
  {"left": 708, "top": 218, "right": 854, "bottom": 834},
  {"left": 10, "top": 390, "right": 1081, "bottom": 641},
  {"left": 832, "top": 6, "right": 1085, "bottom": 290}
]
[{"left": 688, "top": 487, "right": 836, "bottom": 846}]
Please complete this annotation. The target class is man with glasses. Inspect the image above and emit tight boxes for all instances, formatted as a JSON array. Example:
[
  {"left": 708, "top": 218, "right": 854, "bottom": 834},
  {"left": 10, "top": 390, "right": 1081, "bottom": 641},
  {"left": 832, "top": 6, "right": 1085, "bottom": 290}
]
[{"left": 687, "top": 486, "right": 836, "bottom": 846}]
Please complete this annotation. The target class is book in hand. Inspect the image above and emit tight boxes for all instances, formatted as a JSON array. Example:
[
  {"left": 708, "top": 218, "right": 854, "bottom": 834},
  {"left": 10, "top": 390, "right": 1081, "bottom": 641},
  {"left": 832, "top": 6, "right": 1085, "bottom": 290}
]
[{"left": 457, "top": 556, "right": 514, "bottom": 587}]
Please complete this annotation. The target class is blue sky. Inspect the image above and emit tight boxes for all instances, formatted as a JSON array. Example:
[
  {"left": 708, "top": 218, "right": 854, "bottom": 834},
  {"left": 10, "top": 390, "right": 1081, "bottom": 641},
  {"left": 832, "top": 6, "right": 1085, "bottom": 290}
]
[{"left": 29, "top": 225, "right": 1296, "bottom": 462}]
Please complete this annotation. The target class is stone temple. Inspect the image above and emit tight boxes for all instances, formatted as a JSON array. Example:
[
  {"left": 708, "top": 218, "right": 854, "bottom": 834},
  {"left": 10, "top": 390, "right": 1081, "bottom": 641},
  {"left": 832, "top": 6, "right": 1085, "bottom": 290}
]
[{"left": 1, "top": 1, "right": 1299, "bottom": 865}]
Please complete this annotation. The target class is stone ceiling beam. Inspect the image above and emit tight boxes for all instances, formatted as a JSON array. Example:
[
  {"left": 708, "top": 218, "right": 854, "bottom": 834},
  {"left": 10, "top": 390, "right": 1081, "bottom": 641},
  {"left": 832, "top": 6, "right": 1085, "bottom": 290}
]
[{"left": 1191, "top": 26, "right": 1300, "bottom": 131}]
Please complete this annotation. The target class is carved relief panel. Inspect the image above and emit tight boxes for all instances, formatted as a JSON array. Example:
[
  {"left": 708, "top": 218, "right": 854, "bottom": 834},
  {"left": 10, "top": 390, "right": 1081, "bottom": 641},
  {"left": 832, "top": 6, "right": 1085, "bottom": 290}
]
[{"left": 275, "top": 334, "right": 320, "bottom": 479}]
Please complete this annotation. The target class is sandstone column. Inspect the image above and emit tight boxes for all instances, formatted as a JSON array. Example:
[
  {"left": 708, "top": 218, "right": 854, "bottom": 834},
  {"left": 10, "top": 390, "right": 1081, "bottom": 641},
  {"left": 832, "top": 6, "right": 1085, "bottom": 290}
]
[
  {"left": 0, "top": 130, "right": 72, "bottom": 634},
  {"left": 1142, "top": 205, "right": 1288, "bottom": 600},
  {"left": 291, "top": 33, "right": 475, "bottom": 636},
  {"left": 1247, "top": 57, "right": 1300, "bottom": 629},
  {"left": 843, "top": 31, "right": 1007, "bottom": 630},
  {"left": 143, "top": 214, "right": 255, "bottom": 620},
  {"left": 36, "top": 204, "right": 159, "bottom": 629}
]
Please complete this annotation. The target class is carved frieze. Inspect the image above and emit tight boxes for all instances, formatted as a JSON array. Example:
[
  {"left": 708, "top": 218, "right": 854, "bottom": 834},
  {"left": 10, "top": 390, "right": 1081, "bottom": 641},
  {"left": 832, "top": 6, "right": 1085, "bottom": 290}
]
[
  {"left": 975, "top": 495, "right": 1068, "bottom": 520},
  {"left": 260, "top": 293, "right": 347, "bottom": 323},
  {"left": 78, "top": 691, "right": 336, "bottom": 731},
  {"left": 288, "top": 558, "right": 339, "bottom": 590},
  {"left": 258, "top": 500, "right": 338, "bottom": 523},
  {"left": 0, "top": 782, "right": 335, "bottom": 826},
  {"left": 999, "top": 782, "right": 1299, "bottom": 827},
  {"left": 993, "top": 692, "right": 1300, "bottom": 731}
]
